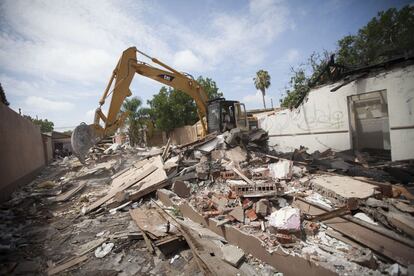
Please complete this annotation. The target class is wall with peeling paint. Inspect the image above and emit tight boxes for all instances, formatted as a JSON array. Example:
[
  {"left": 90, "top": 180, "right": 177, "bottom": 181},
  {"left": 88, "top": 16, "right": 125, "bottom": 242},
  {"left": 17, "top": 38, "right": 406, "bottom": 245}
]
[{"left": 259, "top": 64, "right": 414, "bottom": 161}]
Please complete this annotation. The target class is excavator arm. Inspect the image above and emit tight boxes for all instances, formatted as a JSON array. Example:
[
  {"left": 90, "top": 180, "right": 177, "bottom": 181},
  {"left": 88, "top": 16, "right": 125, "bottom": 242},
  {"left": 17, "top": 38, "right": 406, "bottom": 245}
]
[{"left": 71, "top": 47, "right": 209, "bottom": 162}]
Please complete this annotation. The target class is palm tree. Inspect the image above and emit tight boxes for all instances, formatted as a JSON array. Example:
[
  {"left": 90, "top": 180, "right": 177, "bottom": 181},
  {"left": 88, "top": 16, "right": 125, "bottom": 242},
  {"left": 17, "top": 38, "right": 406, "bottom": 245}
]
[
  {"left": 121, "top": 97, "right": 142, "bottom": 146},
  {"left": 254, "top": 70, "right": 271, "bottom": 109}
]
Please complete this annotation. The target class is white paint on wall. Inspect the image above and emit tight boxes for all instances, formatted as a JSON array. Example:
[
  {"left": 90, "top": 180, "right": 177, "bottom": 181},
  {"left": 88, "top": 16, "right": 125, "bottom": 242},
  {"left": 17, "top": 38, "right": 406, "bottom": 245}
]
[{"left": 259, "top": 63, "right": 414, "bottom": 161}]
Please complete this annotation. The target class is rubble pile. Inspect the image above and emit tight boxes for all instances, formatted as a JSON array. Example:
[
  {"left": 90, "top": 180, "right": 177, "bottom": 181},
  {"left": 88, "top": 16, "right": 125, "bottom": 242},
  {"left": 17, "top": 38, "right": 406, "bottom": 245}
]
[{"left": 0, "top": 129, "right": 413, "bottom": 275}]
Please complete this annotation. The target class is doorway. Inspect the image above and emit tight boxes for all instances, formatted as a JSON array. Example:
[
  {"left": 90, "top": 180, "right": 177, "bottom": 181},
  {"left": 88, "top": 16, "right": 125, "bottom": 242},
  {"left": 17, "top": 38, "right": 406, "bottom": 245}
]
[{"left": 348, "top": 90, "right": 390, "bottom": 156}]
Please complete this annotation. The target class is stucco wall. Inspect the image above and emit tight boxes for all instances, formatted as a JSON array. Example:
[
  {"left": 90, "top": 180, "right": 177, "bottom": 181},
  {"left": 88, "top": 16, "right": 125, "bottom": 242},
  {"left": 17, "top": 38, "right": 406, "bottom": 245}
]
[
  {"left": 259, "top": 63, "right": 414, "bottom": 161},
  {"left": 0, "top": 104, "right": 45, "bottom": 201}
]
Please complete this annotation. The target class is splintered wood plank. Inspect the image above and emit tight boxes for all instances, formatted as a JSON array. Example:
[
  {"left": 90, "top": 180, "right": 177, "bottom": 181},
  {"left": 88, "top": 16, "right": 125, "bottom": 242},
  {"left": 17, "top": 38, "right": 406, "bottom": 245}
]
[
  {"left": 130, "top": 208, "right": 168, "bottom": 238},
  {"left": 85, "top": 165, "right": 157, "bottom": 213},
  {"left": 231, "top": 166, "right": 255, "bottom": 186},
  {"left": 128, "top": 156, "right": 167, "bottom": 192},
  {"left": 47, "top": 255, "right": 88, "bottom": 275},
  {"left": 54, "top": 181, "right": 87, "bottom": 202}
]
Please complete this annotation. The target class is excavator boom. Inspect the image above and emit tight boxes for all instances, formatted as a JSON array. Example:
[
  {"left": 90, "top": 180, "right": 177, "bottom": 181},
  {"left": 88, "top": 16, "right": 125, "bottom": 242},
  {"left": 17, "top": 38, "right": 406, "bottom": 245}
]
[{"left": 72, "top": 47, "right": 209, "bottom": 162}]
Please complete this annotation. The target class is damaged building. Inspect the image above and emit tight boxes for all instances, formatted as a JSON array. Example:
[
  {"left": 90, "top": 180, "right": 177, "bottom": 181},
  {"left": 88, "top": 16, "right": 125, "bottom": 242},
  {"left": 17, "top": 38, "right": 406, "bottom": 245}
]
[
  {"left": 258, "top": 56, "right": 414, "bottom": 161},
  {"left": 0, "top": 52, "right": 414, "bottom": 276}
]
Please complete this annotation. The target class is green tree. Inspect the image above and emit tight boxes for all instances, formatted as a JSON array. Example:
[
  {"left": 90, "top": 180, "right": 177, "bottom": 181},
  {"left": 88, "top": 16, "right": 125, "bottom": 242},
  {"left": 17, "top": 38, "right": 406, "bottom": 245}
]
[
  {"left": 23, "top": 115, "right": 54, "bottom": 132},
  {"left": 148, "top": 76, "right": 223, "bottom": 132},
  {"left": 280, "top": 5, "right": 414, "bottom": 109},
  {"left": 280, "top": 52, "right": 332, "bottom": 109},
  {"left": 253, "top": 70, "right": 271, "bottom": 109},
  {"left": 121, "top": 97, "right": 143, "bottom": 146},
  {"left": 148, "top": 87, "right": 197, "bottom": 132},
  {"left": 336, "top": 6, "right": 414, "bottom": 66},
  {"left": 197, "top": 76, "right": 223, "bottom": 99},
  {"left": 0, "top": 83, "right": 9, "bottom": 106}
]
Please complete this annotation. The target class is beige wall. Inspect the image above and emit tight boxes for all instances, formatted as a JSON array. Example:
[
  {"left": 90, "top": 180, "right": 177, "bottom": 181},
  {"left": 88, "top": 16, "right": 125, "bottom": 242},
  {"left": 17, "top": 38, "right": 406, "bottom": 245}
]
[
  {"left": 259, "top": 63, "right": 414, "bottom": 161},
  {"left": 0, "top": 104, "right": 45, "bottom": 202},
  {"left": 170, "top": 125, "right": 198, "bottom": 145}
]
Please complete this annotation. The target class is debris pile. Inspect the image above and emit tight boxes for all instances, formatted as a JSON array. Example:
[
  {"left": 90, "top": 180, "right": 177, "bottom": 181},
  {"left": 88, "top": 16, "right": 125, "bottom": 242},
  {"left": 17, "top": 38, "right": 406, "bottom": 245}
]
[{"left": 1, "top": 129, "right": 413, "bottom": 275}]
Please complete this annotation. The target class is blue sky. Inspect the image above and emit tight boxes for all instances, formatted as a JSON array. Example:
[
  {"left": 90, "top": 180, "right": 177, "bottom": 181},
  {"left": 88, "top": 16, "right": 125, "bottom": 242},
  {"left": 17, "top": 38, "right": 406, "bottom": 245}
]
[{"left": 0, "top": 0, "right": 410, "bottom": 130}]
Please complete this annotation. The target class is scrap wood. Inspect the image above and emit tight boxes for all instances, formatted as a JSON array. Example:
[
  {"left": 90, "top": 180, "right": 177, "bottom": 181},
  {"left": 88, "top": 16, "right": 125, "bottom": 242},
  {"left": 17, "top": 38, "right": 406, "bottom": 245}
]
[
  {"left": 231, "top": 166, "right": 255, "bottom": 186},
  {"left": 151, "top": 200, "right": 239, "bottom": 276},
  {"left": 161, "top": 137, "right": 172, "bottom": 161},
  {"left": 392, "top": 185, "right": 414, "bottom": 200},
  {"left": 54, "top": 181, "right": 87, "bottom": 202},
  {"left": 47, "top": 255, "right": 88, "bottom": 276},
  {"left": 128, "top": 178, "right": 171, "bottom": 202},
  {"left": 177, "top": 132, "right": 217, "bottom": 149},
  {"left": 129, "top": 208, "right": 169, "bottom": 238},
  {"left": 308, "top": 205, "right": 350, "bottom": 222},
  {"left": 76, "top": 237, "right": 107, "bottom": 256},
  {"left": 141, "top": 229, "right": 155, "bottom": 254},
  {"left": 84, "top": 165, "right": 157, "bottom": 214},
  {"left": 261, "top": 153, "right": 308, "bottom": 166},
  {"left": 293, "top": 197, "right": 414, "bottom": 266}
]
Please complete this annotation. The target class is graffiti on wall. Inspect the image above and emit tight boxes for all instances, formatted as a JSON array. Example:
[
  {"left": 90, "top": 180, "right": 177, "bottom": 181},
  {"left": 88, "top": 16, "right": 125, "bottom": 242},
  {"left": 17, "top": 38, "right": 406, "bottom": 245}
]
[{"left": 260, "top": 104, "right": 346, "bottom": 133}]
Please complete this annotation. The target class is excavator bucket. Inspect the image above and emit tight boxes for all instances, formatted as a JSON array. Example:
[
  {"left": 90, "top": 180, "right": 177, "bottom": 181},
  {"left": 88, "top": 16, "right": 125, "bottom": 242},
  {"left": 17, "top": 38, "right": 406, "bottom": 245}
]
[{"left": 71, "top": 123, "right": 102, "bottom": 163}]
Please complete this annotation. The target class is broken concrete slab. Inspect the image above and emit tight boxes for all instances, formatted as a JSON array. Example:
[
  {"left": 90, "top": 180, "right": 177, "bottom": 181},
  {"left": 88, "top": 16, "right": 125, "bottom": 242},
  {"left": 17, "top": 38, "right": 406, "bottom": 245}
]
[
  {"left": 311, "top": 175, "right": 379, "bottom": 202},
  {"left": 229, "top": 206, "right": 244, "bottom": 222},
  {"left": 157, "top": 189, "right": 337, "bottom": 276},
  {"left": 221, "top": 244, "right": 245, "bottom": 267},
  {"left": 225, "top": 146, "right": 247, "bottom": 163}
]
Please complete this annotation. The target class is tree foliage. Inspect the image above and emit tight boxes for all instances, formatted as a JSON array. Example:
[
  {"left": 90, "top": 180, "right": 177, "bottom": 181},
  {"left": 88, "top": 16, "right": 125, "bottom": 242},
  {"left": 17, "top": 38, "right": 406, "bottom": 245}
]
[
  {"left": 121, "top": 97, "right": 144, "bottom": 146},
  {"left": 148, "top": 76, "right": 223, "bottom": 132},
  {"left": 280, "top": 52, "right": 331, "bottom": 108},
  {"left": 253, "top": 70, "right": 271, "bottom": 109},
  {"left": 280, "top": 5, "right": 414, "bottom": 109},
  {"left": 337, "top": 6, "right": 414, "bottom": 66},
  {"left": 24, "top": 115, "right": 54, "bottom": 132}
]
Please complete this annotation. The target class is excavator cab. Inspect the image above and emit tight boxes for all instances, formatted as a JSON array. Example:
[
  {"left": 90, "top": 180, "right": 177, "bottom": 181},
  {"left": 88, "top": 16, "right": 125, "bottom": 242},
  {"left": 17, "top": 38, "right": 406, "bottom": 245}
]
[{"left": 207, "top": 98, "right": 248, "bottom": 133}]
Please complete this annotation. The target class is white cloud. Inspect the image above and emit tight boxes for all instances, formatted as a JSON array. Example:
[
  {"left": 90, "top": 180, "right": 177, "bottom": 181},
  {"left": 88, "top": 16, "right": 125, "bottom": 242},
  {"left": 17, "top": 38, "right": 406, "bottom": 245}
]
[
  {"left": 86, "top": 109, "right": 96, "bottom": 122},
  {"left": 25, "top": 96, "right": 74, "bottom": 111},
  {"left": 173, "top": 50, "right": 203, "bottom": 72},
  {"left": 170, "top": 0, "right": 290, "bottom": 69},
  {"left": 0, "top": 0, "right": 172, "bottom": 83},
  {"left": 242, "top": 90, "right": 272, "bottom": 109},
  {"left": 286, "top": 49, "right": 300, "bottom": 62},
  {"left": 0, "top": 0, "right": 292, "bottom": 127}
]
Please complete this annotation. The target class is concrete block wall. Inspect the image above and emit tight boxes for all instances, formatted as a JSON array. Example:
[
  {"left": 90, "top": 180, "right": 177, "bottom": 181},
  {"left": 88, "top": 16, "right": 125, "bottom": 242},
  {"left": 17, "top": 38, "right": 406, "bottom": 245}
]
[
  {"left": 259, "top": 64, "right": 414, "bottom": 161},
  {"left": 0, "top": 104, "right": 46, "bottom": 202}
]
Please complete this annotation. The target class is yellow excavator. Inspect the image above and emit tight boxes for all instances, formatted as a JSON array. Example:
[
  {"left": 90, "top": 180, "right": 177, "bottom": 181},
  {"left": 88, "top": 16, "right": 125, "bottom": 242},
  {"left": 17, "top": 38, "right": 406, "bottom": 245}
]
[{"left": 71, "top": 46, "right": 249, "bottom": 162}]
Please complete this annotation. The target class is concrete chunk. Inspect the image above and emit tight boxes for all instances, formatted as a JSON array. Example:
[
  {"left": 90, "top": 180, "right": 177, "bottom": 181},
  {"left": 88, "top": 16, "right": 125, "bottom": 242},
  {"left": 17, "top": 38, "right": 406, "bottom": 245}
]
[
  {"left": 268, "top": 160, "right": 292, "bottom": 180},
  {"left": 172, "top": 180, "right": 191, "bottom": 198},
  {"left": 255, "top": 199, "right": 269, "bottom": 217},
  {"left": 221, "top": 244, "right": 245, "bottom": 267},
  {"left": 268, "top": 206, "right": 301, "bottom": 232}
]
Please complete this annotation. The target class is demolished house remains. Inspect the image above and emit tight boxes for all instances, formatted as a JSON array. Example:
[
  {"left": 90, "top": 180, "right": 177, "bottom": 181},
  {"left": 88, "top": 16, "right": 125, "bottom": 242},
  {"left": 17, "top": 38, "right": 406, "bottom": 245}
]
[
  {"left": 1, "top": 56, "right": 414, "bottom": 276},
  {"left": 1, "top": 120, "right": 414, "bottom": 275}
]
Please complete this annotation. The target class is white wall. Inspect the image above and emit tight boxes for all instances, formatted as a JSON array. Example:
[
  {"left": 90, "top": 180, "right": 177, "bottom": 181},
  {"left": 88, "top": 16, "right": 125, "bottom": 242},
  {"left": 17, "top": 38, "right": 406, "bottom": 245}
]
[{"left": 259, "top": 64, "right": 414, "bottom": 161}]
